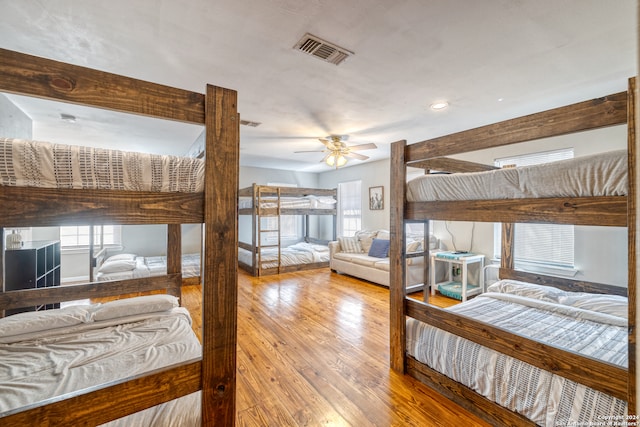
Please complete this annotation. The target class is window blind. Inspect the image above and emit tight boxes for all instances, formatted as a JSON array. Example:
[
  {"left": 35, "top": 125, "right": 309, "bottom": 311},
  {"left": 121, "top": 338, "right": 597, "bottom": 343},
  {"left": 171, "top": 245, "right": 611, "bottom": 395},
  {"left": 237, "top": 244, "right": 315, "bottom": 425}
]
[
  {"left": 494, "top": 148, "right": 574, "bottom": 267},
  {"left": 338, "top": 180, "right": 362, "bottom": 237}
]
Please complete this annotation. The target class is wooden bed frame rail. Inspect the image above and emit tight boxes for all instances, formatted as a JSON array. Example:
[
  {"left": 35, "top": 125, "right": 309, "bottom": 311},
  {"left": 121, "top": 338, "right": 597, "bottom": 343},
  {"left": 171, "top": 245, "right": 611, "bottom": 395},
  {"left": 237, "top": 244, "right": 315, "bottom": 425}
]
[
  {"left": 0, "top": 48, "right": 239, "bottom": 426},
  {"left": 390, "top": 77, "right": 636, "bottom": 425}
]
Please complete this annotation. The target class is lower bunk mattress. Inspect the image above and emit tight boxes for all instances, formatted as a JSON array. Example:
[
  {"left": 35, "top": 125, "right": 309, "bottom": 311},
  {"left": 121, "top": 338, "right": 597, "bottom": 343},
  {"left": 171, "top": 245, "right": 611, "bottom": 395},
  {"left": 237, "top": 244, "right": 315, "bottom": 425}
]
[
  {"left": 96, "top": 253, "right": 201, "bottom": 281},
  {"left": 0, "top": 295, "right": 201, "bottom": 426},
  {"left": 238, "top": 241, "right": 330, "bottom": 269},
  {"left": 406, "top": 279, "right": 628, "bottom": 426}
]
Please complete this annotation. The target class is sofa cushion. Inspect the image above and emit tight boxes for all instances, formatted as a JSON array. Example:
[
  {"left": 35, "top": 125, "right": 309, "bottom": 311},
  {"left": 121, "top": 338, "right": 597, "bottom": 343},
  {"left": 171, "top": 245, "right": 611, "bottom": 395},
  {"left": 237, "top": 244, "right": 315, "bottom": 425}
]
[
  {"left": 368, "top": 238, "right": 390, "bottom": 258},
  {"left": 355, "top": 230, "right": 378, "bottom": 253},
  {"left": 338, "top": 236, "right": 362, "bottom": 253},
  {"left": 348, "top": 254, "right": 379, "bottom": 268},
  {"left": 374, "top": 259, "right": 390, "bottom": 271},
  {"left": 333, "top": 252, "right": 356, "bottom": 262}
]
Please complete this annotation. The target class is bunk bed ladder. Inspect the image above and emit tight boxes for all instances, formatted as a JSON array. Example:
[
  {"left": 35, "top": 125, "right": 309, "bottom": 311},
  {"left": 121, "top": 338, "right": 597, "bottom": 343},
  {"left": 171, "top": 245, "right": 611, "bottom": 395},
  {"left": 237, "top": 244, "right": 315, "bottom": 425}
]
[{"left": 256, "top": 186, "right": 282, "bottom": 275}]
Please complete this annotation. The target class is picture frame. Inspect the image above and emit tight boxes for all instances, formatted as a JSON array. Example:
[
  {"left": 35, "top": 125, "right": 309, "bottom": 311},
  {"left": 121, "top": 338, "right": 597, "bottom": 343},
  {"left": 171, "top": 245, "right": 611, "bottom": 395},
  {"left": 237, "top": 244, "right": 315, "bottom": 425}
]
[{"left": 369, "top": 186, "right": 384, "bottom": 210}]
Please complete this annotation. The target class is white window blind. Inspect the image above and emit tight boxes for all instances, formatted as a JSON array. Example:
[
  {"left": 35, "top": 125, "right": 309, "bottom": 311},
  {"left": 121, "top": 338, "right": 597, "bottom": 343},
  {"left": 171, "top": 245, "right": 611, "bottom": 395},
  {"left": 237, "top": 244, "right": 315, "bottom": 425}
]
[
  {"left": 338, "top": 180, "right": 362, "bottom": 237},
  {"left": 494, "top": 148, "right": 575, "bottom": 268}
]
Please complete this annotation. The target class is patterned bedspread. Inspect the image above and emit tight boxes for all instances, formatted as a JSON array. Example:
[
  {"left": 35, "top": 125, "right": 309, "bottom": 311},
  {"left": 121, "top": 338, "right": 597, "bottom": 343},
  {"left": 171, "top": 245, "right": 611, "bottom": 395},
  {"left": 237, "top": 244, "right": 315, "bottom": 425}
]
[
  {"left": 406, "top": 280, "right": 628, "bottom": 426},
  {"left": 0, "top": 138, "right": 204, "bottom": 192},
  {"left": 0, "top": 295, "right": 201, "bottom": 425},
  {"left": 238, "top": 242, "right": 330, "bottom": 268}
]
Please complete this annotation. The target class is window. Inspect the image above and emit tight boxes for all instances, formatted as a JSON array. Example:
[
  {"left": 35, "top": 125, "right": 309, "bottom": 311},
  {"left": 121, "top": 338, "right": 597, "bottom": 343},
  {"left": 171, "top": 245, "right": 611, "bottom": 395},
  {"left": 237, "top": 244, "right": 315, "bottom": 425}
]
[
  {"left": 493, "top": 148, "right": 575, "bottom": 269},
  {"left": 60, "top": 225, "right": 122, "bottom": 249},
  {"left": 337, "top": 180, "right": 362, "bottom": 237}
]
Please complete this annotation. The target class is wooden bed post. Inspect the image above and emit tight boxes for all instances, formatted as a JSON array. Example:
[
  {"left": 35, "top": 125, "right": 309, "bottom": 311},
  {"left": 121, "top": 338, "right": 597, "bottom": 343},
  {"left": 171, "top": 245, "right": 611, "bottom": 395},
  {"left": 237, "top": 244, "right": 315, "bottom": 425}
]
[
  {"left": 501, "top": 223, "right": 515, "bottom": 271},
  {"left": 390, "top": 140, "right": 408, "bottom": 373},
  {"left": 628, "top": 76, "right": 637, "bottom": 415},
  {"left": 202, "top": 84, "right": 239, "bottom": 427},
  {"left": 166, "top": 224, "right": 182, "bottom": 301}
]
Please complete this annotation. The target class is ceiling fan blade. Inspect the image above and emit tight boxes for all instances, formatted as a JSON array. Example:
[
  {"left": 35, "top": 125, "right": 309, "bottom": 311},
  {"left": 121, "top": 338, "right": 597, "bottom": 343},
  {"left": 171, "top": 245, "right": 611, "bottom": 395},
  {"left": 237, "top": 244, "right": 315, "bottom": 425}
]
[
  {"left": 348, "top": 143, "right": 377, "bottom": 151},
  {"left": 345, "top": 152, "right": 369, "bottom": 160},
  {"left": 319, "top": 138, "right": 337, "bottom": 150}
]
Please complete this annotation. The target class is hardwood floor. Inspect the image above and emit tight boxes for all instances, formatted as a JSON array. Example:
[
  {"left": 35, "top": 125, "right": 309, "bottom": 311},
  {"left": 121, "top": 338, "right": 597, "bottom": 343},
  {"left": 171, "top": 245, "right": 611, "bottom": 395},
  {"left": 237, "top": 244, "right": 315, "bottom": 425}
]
[{"left": 181, "top": 269, "right": 490, "bottom": 426}]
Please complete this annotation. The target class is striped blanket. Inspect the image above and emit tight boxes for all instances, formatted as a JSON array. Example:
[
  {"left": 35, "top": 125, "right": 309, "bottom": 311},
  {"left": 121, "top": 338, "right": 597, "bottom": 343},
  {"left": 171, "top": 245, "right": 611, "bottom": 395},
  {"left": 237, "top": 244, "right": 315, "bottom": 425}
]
[
  {"left": 406, "top": 281, "right": 628, "bottom": 426},
  {"left": 0, "top": 138, "right": 203, "bottom": 192}
]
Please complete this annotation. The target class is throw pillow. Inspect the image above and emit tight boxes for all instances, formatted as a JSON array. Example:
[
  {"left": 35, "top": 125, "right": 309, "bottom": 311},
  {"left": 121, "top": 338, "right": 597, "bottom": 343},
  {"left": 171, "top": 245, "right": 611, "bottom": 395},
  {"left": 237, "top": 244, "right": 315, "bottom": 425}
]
[
  {"left": 338, "top": 236, "right": 362, "bottom": 253},
  {"left": 406, "top": 240, "right": 422, "bottom": 253},
  {"left": 368, "top": 238, "right": 390, "bottom": 258},
  {"left": 355, "top": 230, "right": 378, "bottom": 253},
  {"left": 377, "top": 230, "right": 390, "bottom": 240}
]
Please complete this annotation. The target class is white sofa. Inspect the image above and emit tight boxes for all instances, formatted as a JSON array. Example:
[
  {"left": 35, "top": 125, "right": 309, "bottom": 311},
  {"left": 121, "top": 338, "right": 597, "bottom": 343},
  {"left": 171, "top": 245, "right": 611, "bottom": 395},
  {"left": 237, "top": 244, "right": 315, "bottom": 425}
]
[{"left": 329, "top": 229, "right": 431, "bottom": 290}]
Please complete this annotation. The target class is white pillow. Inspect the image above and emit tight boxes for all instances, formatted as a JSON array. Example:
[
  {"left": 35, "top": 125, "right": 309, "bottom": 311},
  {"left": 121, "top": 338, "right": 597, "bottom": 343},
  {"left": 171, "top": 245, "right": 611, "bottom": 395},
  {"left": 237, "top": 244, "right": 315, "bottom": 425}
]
[
  {"left": 487, "top": 280, "right": 565, "bottom": 303},
  {"left": 0, "top": 305, "right": 92, "bottom": 338},
  {"left": 92, "top": 294, "right": 179, "bottom": 322},
  {"left": 338, "top": 236, "right": 362, "bottom": 253},
  {"left": 105, "top": 253, "right": 136, "bottom": 262},
  {"left": 377, "top": 230, "right": 390, "bottom": 240},
  {"left": 98, "top": 259, "right": 137, "bottom": 273},
  {"left": 558, "top": 293, "right": 628, "bottom": 319},
  {"left": 406, "top": 240, "right": 422, "bottom": 253}
]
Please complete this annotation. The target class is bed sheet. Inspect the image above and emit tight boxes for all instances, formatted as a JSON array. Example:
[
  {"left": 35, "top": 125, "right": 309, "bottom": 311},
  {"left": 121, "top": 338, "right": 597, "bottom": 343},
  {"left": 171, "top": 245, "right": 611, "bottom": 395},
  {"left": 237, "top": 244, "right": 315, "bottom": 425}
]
[
  {"left": 406, "top": 149, "right": 627, "bottom": 201},
  {"left": 238, "top": 195, "right": 336, "bottom": 209},
  {"left": 406, "top": 281, "right": 628, "bottom": 426},
  {"left": 0, "top": 297, "right": 202, "bottom": 425},
  {"left": 238, "top": 242, "right": 329, "bottom": 268},
  {"left": 96, "top": 253, "right": 201, "bottom": 281}
]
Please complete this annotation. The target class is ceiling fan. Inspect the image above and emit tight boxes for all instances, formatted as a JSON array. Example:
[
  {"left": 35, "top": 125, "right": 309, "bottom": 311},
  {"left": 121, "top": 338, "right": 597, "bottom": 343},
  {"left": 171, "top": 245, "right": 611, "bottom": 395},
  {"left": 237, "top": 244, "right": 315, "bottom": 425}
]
[{"left": 295, "top": 135, "right": 377, "bottom": 168}]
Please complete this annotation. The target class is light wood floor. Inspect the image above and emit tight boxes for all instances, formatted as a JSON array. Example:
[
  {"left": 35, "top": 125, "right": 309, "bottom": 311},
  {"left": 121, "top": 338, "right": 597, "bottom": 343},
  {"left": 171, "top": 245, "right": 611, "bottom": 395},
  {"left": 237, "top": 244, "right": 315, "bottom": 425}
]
[{"left": 180, "top": 269, "right": 490, "bottom": 426}]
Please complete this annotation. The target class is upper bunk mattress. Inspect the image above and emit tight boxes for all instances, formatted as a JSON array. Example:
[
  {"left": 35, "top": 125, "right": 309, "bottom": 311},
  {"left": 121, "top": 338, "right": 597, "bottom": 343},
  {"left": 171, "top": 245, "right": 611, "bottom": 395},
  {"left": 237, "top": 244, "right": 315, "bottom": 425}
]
[
  {"left": 0, "top": 138, "right": 204, "bottom": 192},
  {"left": 238, "top": 195, "right": 336, "bottom": 209},
  {"left": 406, "top": 149, "right": 627, "bottom": 201}
]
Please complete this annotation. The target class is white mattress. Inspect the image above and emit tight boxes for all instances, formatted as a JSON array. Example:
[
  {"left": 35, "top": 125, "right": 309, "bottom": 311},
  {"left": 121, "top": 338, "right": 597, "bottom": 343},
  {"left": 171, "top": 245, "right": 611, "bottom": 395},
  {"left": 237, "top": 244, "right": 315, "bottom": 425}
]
[
  {"left": 407, "top": 150, "right": 627, "bottom": 201},
  {"left": 0, "top": 295, "right": 202, "bottom": 426},
  {"left": 96, "top": 253, "right": 201, "bottom": 282},
  {"left": 0, "top": 138, "right": 204, "bottom": 193},
  {"left": 238, "top": 241, "right": 330, "bottom": 268},
  {"left": 406, "top": 280, "right": 628, "bottom": 426},
  {"left": 238, "top": 195, "right": 336, "bottom": 209}
]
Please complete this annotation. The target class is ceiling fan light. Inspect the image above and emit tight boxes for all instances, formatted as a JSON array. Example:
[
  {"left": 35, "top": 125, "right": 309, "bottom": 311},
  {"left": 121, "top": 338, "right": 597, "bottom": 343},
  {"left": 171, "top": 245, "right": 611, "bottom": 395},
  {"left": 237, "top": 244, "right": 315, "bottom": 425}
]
[
  {"left": 326, "top": 154, "right": 336, "bottom": 167},
  {"left": 336, "top": 154, "right": 347, "bottom": 167}
]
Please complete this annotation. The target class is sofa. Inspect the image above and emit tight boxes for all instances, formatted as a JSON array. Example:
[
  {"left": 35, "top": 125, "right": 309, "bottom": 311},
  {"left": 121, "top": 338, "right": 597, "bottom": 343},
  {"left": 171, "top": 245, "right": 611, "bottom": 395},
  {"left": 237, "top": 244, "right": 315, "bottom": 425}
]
[{"left": 329, "top": 229, "right": 434, "bottom": 289}]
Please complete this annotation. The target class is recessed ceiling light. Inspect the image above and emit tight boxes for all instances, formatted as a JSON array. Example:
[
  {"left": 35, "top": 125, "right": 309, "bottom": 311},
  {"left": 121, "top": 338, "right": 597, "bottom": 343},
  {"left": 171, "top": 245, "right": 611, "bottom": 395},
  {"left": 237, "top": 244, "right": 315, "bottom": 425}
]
[{"left": 430, "top": 101, "right": 449, "bottom": 111}]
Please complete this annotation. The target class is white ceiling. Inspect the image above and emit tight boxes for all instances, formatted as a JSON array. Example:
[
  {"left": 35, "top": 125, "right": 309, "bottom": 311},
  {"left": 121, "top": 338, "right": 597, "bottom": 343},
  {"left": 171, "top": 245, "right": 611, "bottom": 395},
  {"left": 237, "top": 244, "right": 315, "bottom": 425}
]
[{"left": 0, "top": 0, "right": 637, "bottom": 172}]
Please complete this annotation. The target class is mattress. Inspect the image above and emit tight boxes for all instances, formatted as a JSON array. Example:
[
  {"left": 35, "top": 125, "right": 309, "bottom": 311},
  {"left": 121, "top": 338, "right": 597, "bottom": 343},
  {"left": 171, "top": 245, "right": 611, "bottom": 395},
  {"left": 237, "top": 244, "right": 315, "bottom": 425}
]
[
  {"left": 238, "top": 195, "right": 336, "bottom": 209},
  {"left": 96, "top": 253, "right": 201, "bottom": 281},
  {"left": 238, "top": 241, "right": 330, "bottom": 268},
  {"left": 0, "top": 138, "right": 204, "bottom": 193},
  {"left": 406, "top": 280, "right": 628, "bottom": 426},
  {"left": 0, "top": 295, "right": 202, "bottom": 426},
  {"left": 406, "top": 150, "right": 627, "bottom": 201}
]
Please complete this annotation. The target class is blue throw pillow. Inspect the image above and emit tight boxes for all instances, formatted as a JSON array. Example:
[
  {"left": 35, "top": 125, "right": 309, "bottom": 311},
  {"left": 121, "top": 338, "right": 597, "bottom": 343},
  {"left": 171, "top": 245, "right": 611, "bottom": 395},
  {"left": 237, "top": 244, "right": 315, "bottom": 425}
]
[{"left": 368, "top": 238, "right": 390, "bottom": 258}]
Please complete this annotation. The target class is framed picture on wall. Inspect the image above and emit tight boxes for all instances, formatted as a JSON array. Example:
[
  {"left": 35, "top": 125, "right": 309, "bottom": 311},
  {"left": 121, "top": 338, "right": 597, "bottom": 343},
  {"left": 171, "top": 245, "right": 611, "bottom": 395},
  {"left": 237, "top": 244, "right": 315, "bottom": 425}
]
[{"left": 369, "top": 186, "right": 384, "bottom": 210}]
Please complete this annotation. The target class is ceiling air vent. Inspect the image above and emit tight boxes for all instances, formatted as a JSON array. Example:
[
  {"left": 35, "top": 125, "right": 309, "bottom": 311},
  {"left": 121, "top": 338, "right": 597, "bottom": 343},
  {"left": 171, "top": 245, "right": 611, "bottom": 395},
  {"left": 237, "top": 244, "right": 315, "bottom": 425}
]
[
  {"left": 240, "top": 119, "right": 261, "bottom": 127},
  {"left": 294, "top": 33, "right": 353, "bottom": 66}
]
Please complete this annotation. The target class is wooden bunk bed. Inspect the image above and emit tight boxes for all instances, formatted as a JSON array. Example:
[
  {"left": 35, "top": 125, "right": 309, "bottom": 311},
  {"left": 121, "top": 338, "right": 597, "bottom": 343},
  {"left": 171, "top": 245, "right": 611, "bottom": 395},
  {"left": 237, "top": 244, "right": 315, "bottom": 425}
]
[
  {"left": 238, "top": 183, "right": 337, "bottom": 276},
  {"left": 0, "top": 48, "right": 239, "bottom": 426},
  {"left": 390, "top": 78, "right": 636, "bottom": 426}
]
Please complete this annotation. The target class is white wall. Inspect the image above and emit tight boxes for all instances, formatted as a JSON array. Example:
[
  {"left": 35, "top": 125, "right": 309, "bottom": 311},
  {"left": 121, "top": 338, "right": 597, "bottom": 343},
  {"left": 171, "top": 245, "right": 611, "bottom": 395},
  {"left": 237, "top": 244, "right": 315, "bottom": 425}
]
[
  {"left": 0, "top": 94, "right": 32, "bottom": 139},
  {"left": 318, "top": 159, "right": 391, "bottom": 231}
]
